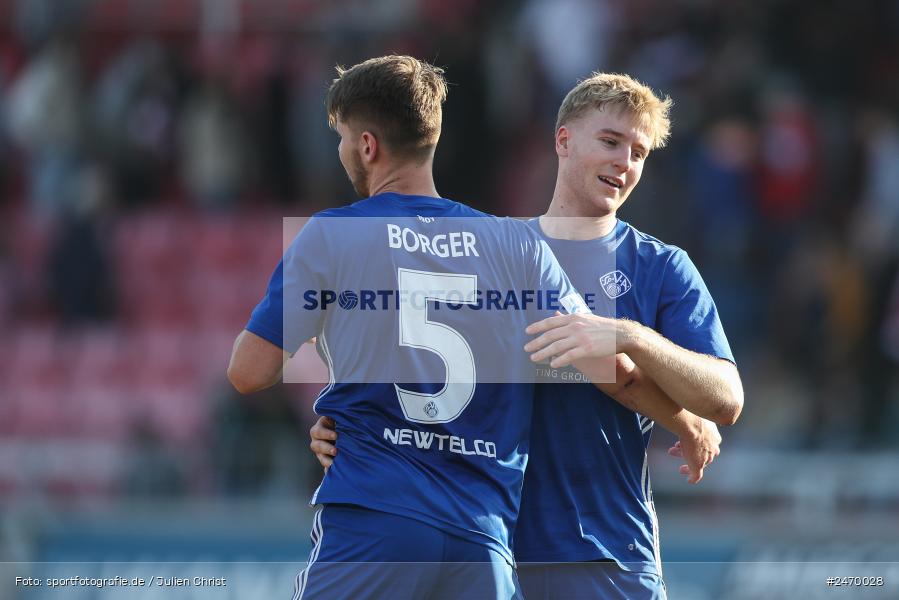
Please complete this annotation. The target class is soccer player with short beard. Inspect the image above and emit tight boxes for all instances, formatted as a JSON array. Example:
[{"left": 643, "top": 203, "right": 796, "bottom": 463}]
[{"left": 229, "top": 55, "right": 594, "bottom": 600}]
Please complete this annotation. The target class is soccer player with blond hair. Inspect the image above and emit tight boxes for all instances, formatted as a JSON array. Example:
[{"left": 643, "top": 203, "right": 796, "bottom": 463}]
[{"left": 512, "top": 72, "right": 742, "bottom": 599}]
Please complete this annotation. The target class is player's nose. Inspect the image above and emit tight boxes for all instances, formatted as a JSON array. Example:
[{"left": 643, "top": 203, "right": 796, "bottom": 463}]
[{"left": 610, "top": 150, "right": 630, "bottom": 174}]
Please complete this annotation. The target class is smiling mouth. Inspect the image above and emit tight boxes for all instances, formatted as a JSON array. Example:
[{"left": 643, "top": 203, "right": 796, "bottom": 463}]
[{"left": 598, "top": 175, "right": 622, "bottom": 189}]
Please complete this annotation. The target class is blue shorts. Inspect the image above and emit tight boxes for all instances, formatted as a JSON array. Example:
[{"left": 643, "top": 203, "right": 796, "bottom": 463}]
[
  {"left": 294, "top": 504, "right": 522, "bottom": 600},
  {"left": 517, "top": 562, "right": 666, "bottom": 600}
]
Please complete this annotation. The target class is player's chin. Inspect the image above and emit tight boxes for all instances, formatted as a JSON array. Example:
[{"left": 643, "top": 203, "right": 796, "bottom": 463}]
[
  {"left": 599, "top": 190, "right": 631, "bottom": 211},
  {"left": 589, "top": 195, "right": 618, "bottom": 214}
]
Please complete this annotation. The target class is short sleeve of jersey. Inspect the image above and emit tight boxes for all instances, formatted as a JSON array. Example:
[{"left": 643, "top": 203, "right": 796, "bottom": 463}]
[
  {"left": 246, "top": 217, "right": 329, "bottom": 353},
  {"left": 657, "top": 249, "right": 734, "bottom": 363}
]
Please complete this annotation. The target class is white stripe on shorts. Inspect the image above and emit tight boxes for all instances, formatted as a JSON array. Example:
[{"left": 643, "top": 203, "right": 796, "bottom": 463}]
[{"left": 294, "top": 506, "right": 324, "bottom": 600}]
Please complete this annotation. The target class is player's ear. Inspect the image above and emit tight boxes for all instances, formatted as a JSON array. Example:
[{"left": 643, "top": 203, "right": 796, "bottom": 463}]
[
  {"left": 555, "top": 126, "right": 570, "bottom": 158},
  {"left": 360, "top": 130, "right": 378, "bottom": 163}
]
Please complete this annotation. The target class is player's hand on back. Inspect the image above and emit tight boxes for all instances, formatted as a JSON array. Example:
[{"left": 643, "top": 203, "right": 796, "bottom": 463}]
[
  {"left": 310, "top": 416, "right": 339, "bottom": 470},
  {"left": 668, "top": 418, "right": 721, "bottom": 484}
]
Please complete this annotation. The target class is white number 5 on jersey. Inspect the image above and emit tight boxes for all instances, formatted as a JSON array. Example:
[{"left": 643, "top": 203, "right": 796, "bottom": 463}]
[{"left": 395, "top": 268, "right": 478, "bottom": 424}]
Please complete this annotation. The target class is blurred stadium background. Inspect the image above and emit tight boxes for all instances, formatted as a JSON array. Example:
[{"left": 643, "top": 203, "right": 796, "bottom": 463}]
[{"left": 1, "top": 0, "right": 898, "bottom": 598}]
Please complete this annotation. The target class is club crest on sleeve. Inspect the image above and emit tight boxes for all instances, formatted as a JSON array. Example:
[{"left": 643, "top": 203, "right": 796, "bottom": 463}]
[{"left": 599, "top": 270, "right": 632, "bottom": 299}]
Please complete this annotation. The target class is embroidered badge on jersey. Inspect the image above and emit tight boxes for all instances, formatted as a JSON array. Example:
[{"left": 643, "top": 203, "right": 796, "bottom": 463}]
[{"left": 599, "top": 270, "right": 632, "bottom": 299}]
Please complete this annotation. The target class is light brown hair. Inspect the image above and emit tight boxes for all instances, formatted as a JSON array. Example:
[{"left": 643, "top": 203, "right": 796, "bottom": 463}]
[
  {"left": 326, "top": 55, "right": 447, "bottom": 161},
  {"left": 556, "top": 73, "right": 673, "bottom": 150}
]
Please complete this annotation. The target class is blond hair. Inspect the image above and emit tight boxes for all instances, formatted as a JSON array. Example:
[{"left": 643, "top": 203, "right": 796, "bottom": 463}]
[
  {"left": 326, "top": 55, "right": 447, "bottom": 161},
  {"left": 556, "top": 73, "right": 673, "bottom": 150}
]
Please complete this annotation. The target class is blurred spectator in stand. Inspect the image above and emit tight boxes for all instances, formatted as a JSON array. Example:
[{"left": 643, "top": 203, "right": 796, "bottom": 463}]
[
  {"left": 775, "top": 229, "right": 868, "bottom": 447},
  {"left": 179, "top": 75, "right": 247, "bottom": 209},
  {"left": 851, "top": 109, "right": 899, "bottom": 277},
  {"left": 253, "top": 46, "right": 296, "bottom": 205},
  {"left": 289, "top": 45, "right": 344, "bottom": 210},
  {"left": 756, "top": 84, "right": 820, "bottom": 242},
  {"left": 223, "top": 35, "right": 298, "bottom": 205},
  {"left": 518, "top": 0, "right": 617, "bottom": 109},
  {"left": 44, "top": 162, "right": 116, "bottom": 326},
  {"left": 5, "top": 37, "right": 86, "bottom": 216},
  {"left": 687, "top": 117, "right": 760, "bottom": 353},
  {"left": 756, "top": 84, "right": 823, "bottom": 370},
  {"left": 851, "top": 109, "right": 899, "bottom": 445},
  {"left": 91, "top": 39, "right": 183, "bottom": 207},
  {"left": 423, "top": 1, "right": 492, "bottom": 207}
]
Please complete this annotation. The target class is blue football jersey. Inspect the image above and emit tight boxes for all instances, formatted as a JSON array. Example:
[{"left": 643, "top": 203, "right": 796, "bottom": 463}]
[
  {"left": 514, "top": 218, "right": 734, "bottom": 573},
  {"left": 247, "top": 193, "right": 586, "bottom": 563}
]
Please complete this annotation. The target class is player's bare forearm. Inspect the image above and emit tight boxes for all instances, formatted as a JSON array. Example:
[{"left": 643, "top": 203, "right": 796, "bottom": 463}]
[
  {"left": 525, "top": 313, "right": 742, "bottom": 425},
  {"left": 226, "top": 329, "right": 291, "bottom": 394},
  {"left": 574, "top": 353, "right": 721, "bottom": 483},
  {"left": 577, "top": 353, "right": 702, "bottom": 439},
  {"left": 618, "top": 322, "right": 743, "bottom": 426}
]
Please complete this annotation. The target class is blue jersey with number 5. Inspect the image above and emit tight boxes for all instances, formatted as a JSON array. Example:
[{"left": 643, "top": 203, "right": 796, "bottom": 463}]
[{"left": 247, "top": 193, "right": 585, "bottom": 563}]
